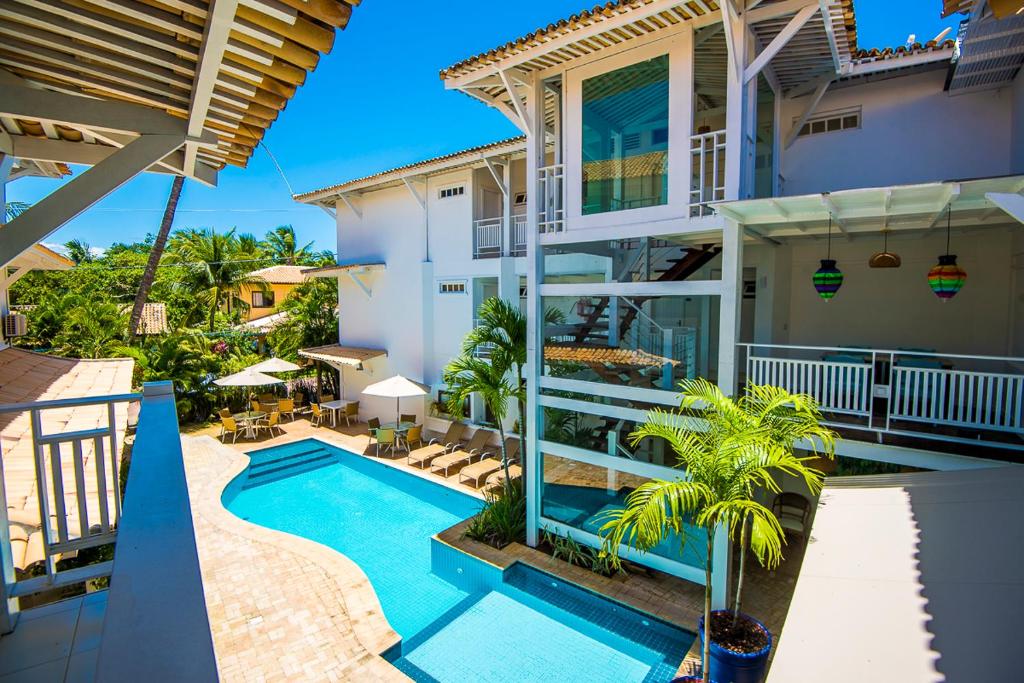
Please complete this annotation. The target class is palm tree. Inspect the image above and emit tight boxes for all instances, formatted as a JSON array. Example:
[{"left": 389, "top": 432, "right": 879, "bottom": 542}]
[
  {"left": 264, "top": 225, "right": 314, "bottom": 265},
  {"left": 129, "top": 175, "right": 184, "bottom": 340},
  {"left": 266, "top": 278, "right": 339, "bottom": 358},
  {"left": 598, "top": 379, "right": 835, "bottom": 683},
  {"left": 55, "top": 300, "right": 128, "bottom": 358},
  {"left": 64, "top": 239, "right": 94, "bottom": 265},
  {"left": 461, "top": 297, "right": 563, "bottom": 440},
  {"left": 170, "top": 228, "right": 265, "bottom": 332},
  {"left": 443, "top": 354, "right": 520, "bottom": 491},
  {"left": 4, "top": 201, "right": 30, "bottom": 221}
]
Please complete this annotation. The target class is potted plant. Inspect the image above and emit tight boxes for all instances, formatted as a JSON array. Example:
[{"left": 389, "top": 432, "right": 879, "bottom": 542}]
[{"left": 600, "top": 379, "right": 835, "bottom": 683}]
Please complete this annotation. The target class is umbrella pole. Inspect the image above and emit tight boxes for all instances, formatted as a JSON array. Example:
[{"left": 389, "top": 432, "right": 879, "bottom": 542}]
[{"left": 396, "top": 396, "right": 400, "bottom": 425}]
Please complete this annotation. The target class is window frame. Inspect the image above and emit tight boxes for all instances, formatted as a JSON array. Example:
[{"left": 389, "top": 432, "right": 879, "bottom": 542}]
[
  {"left": 438, "top": 279, "right": 468, "bottom": 295},
  {"left": 251, "top": 290, "right": 275, "bottom": 308}
]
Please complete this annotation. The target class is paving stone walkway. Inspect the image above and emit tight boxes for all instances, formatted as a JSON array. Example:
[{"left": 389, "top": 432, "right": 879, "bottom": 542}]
[{"left": 180, "top": 435, "right": 408, "bottom": 682}]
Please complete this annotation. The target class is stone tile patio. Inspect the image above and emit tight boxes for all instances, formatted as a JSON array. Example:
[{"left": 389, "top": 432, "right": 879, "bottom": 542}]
[{"left": 180, "top": 435, "right": 407, "bottom": 682}]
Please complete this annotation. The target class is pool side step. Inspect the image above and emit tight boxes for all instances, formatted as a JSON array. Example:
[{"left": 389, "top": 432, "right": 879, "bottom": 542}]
[
  {"left": 242, "top": 448, "right": 337, "bottom": 488},
  {"left": 248, "top": 446, "right": 331, "bottom": 471}
]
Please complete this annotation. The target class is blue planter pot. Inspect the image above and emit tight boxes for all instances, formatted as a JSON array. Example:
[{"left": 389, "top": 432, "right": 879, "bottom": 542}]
[{"left": 698, "top": 611, "right": 772, "bottom": 683}]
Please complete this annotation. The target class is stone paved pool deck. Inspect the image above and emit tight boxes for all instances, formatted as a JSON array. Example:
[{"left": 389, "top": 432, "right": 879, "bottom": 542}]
[
  {"left": 181, "top": 435, "right": 407, "bottom": 682},
  {"left": 182, "top": 417, "right": 803, "bottom": 680}
]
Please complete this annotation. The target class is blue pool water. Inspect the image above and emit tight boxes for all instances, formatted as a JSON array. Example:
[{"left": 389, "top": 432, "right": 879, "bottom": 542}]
[{"left": 223, "top": 439, "right": 692, "bottom": 682}]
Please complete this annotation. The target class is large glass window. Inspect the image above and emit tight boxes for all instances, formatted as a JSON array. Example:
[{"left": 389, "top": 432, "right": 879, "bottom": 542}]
[
  {"left": 582, "top": 55, "right": 669, "bottom": 215},
  {"left": 542, "top": 294, "right": 720, "bottom": 389}
]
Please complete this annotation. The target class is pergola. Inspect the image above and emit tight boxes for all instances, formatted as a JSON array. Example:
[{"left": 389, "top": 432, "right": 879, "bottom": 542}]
[{"left": 0, "top": 0, "right": 359, "bottom": 270}]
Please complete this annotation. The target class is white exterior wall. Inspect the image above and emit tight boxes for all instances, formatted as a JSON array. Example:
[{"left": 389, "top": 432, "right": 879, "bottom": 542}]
[
  {"left": 782, "top": 70, "right": 1014, "bottom": 196},
  {"left": 747, "top": 228, "right": 1016, "bottom": 356}
]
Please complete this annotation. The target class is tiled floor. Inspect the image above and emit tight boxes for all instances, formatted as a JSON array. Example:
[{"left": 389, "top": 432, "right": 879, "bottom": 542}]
[{"left": 0, "top": 591, "right": 107, "bottom": 683}]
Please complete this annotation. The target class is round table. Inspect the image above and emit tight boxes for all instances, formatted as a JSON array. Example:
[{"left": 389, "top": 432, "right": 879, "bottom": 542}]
[{"left": 233, "top": 411, "right": 266, "bottom": 439}]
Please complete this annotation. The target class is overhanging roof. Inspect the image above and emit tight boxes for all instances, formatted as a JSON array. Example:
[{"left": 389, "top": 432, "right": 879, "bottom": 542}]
[
  {"left": 0, "top": 0, "right": 358, "bottom": 181},
  {"left": 298, "top": 344, "right": 386, "bottom": 368},
  {"left": 714, "top": 175, "right": 1024, "bottom": 239},
  {"left": 12, "top": 244, "right": 75, "bottom": 272},
  {"left": 768, "top": 466, "right": 1024, "bottom": 682},
  {"left": 303, "top": 262, "right": 386, "bottom": 278}
]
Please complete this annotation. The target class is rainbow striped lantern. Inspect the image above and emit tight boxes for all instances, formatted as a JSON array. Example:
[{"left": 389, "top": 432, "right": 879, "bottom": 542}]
[
  {"left": 813, "top": 258, "right": 844, "bottom": 301},
  {"left": 927, "top": 254, "right": 966, "bottom": 301}
]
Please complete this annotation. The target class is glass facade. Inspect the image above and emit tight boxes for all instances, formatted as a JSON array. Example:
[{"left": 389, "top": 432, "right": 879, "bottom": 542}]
[
  {"left": 543, "top": 294, "right": 720, "bottom": 389},
  {"left": 543, "top": 236, "right": 722, "bottom": 285},
  {"left": 540, "top": 453, "right": 706, "bottom": 569},
  {"left": 582, "top": 55, "right": 670, "bottom": 215}
]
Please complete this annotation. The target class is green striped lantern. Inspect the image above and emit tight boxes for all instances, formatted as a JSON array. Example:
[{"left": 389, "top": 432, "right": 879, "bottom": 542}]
[
  {"left": 813, "top": 259, "right": 843, "bottom": 301},
  {"left": 928, "top": 254, "right": 966, "bottom": 301}
]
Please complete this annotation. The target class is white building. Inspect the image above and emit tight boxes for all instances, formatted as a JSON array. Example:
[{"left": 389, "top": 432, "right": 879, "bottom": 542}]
[{"left": 297, "top": 0, "right": 1024, "bottom": 604}]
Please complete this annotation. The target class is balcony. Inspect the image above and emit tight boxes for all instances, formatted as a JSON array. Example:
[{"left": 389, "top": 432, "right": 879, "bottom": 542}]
[
  {"left": 689, "top": 129, "right": 726, "bottom": 217},
  {"left": 738, "top": 343, "right": 1024, "bottom": 456},
  {"left": 472, "top": 214, "right": 528, "bottom": 259}
]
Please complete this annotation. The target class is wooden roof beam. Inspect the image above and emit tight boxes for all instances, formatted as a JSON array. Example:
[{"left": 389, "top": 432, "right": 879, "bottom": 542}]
[
  {"left": 744, "top": 4, "right": 819, "bottom": 83},
  {"left": 186, "top": 0, "right": 240, "bottom": 180}
]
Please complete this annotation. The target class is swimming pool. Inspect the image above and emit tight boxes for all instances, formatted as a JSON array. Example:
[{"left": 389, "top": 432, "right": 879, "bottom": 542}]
[{"left": 223, "top": 439, "right": 692, "bottom": 682}]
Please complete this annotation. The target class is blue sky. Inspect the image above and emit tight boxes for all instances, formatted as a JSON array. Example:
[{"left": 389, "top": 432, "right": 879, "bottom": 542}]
[{"left": 9, "top": 0, "right": 957, "bottom": 254}]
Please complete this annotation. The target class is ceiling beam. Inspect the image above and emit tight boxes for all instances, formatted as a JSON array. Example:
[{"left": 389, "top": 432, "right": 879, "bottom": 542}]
[
  {"left": 498, "top": 68, "right": 532, "bottom": 132},
  {"left": 0, "top": 81, "right": 197, "bottom": 137},
  {"left": 820, "top": 193, "right": 848, "bottom": 234},
  {"left": 744, "top": 3, "right": 819, "bottom": 83},
  {"left": 459, "top": 88, "right": 528, "bottom": 134},
  {"left": 0, "top": 134, "right": 186, "bottom": 269},
  {"left": 921, "top": 183, "right": 962, "bottom": 236},
  {"left": 818, "top": 0, "right": 841, "bottom": 74},
  {"left": 185, "top": 0, "right": 240, "bottom": 179},
  {"left": 784, "top": 74, "right": 832, "bottom": 149},
  {"left": 985, "top": 192, "right": 1024, "bottom": 225}
]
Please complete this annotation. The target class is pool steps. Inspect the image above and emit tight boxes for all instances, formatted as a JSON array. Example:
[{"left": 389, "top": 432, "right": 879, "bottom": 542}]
[{"left": 242, "top": 445, "right": 338, "bottom": 489}]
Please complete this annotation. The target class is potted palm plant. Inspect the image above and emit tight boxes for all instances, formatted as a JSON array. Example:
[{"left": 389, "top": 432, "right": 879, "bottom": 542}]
[{"left": 599, "top": 379, "right": 835, "bottom": 683}]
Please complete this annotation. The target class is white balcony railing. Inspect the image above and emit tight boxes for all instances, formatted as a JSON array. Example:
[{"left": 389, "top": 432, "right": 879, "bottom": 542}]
[
  {"left": 690, "top": 129, "right": 726, "bottom": 217},
  {"left": 511, "top": 214, "right": 528, "bottom": 256},
  {"left": 473, "top": 217, "right": 503, "bottom": 259},
  {"left": 472, "top": 318, "right": 495, "bottom": 359},
  {"left": 473, "top": 214, "right": 529, "bottom": 258},
  {"left": 739, "top": 343, "right": 1024, "bottom": 451},
  {"left": 538, "top": 164, "right": 565, "bottom": 234}
]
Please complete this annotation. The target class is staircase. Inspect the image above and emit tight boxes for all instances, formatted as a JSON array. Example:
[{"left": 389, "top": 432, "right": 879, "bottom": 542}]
[
  {"left": 572, "top": 244, "right": 721, "bottom": 346},
  {"left": 242, "top": 442, "right": 339, "bottom": 489}
]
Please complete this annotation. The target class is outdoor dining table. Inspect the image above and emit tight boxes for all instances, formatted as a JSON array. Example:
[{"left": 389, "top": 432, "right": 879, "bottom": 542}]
[
  {"left": 377, "top": 421, "right": 416, "bottom": 452},
  {"left": 320, "top": 399, "right": 356, "bottom": 427},
  {"left": 232, "top": 411, "right": 266, "bottom": 439}
]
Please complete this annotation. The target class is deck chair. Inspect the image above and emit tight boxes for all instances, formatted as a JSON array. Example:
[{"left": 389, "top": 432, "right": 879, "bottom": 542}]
[
  {"left": 484, "top": 462, "right": 523, "bottom": 494},
  {"left": 772, "top": 492, "right": 811, "bottom": 542},
  {"left": 399, "top": 425, "right": 423, "bottom": 452},
  {"left": 277, "top": 398, "right": 295, "bottom": 421},
  {"left": 218, "top": 408, "right": 232, "bottom": 419},
  {"left": 343, "top": 401, "right": 360, "bottom": 426},
  {"left": 258, "top": 411, "right": 284, "bottom": 437},
  {"left": 400, "top": 413, "right": 416, "bottom": 424},
  {"left": 252, "top": 400, "right": 262, "bottom": 413},
  {"left": 429, "top": 429, "right": 493, "bottom": 475},
  {"left": 310, "top": 403, "right": 324, "bottom": 428},
  {"left": 404, "top": 422, "right": 465, "bottom": 468},
  {"left": 319, "top": 393, "right": 334, "bottom": 403},
  {"left": 458, "top": 455, "right": 504, "bottom": 488},
  {"left": 219, "top": 416, "right": 240, "bottom": 443},
  {"left": 375, "top": 428, "right": 396, "bottom": 457}
]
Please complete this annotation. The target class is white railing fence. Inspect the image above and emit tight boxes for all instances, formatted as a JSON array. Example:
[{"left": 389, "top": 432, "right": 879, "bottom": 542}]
[
  {"left": 472, "top": 319, "right": 495, "bottom": 359},
  {"left": 511, "top": 214, "right": 528, "bottom": 256},
  {"left": 0, "top": 392, "right": 139, "bottom": 605},
  {"left": 739, "top": 343, "right": 1024, "bottom": 450},
  {"left": 689, "top": 129, "right": 726, "bottom": 217},
  {"left": 538, "top": 164, "right": 565, "bottom": 234},
  {"left": 473, "top": 217, "right": 504, "bottom": 259}
]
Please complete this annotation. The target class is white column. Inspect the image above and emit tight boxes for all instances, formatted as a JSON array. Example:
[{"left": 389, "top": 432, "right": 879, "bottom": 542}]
[
  {"left": 502, "top": 160, "right": 513, "bottom": 256},
  {"left": 525, "top": 75, "right": 547, "bottom": 548},
  {"left": 717, "top": 218, "right": 744, "bottom": 395},
  {"left": 723, "top": 3, "right": 747, "bottom": 201}
]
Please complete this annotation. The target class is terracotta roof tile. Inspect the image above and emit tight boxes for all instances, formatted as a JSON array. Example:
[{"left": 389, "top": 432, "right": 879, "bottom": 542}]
[{"left": 247, "top": 264, "right": 310, "bottom": 284}]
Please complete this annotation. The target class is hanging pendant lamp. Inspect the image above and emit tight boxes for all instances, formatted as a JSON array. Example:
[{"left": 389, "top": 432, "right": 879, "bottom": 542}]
[
  {"left": 813, "top": 214, "right": 843, "bottom": 301},
  {"left": 927, "top": 207, "right": 966, "bottom": 301},
  {"left": 869, "top": 229, "right": 901, "bottom": 268}
]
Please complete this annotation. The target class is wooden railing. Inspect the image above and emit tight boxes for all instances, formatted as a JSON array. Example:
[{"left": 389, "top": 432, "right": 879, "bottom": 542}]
[{"left": 739, "top": 343, "right": 1024, "bottom": 451}]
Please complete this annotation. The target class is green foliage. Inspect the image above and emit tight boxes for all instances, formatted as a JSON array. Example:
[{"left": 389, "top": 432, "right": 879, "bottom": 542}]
[
  {"left": 266, "top": 278, "right": 338, "bottom": 359},
  {"left": 464, "top": 478, "right": 527, "bottom": 548},
  {"left": 540, "top": 527, "right": 625, "bottom": 578},
  {"left": 597, "top": 379, "right": 836, "bottom": 681}
]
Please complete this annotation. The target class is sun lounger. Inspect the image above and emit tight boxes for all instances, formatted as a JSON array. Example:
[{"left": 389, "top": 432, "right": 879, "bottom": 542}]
[
  {"left": 428, "top": 429, "right": 492, "bottom": 474},
  {"left": 484, "top": 463, "right": 523, "bottom": 494},
  {"left": 406, "top": 422, "right": 468, "bottom": 467},
  {"left": 458, "top": 457, "right": 503, "bottom": 487}
]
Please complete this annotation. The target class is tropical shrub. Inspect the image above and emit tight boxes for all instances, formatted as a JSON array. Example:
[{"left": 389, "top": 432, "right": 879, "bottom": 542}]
[{"left": 464, "top": 478, "right": 527, "bottom": 548}]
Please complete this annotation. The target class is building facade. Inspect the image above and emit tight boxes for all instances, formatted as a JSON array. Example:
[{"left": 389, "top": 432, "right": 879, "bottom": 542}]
[{"left": 298, "top": 0, "right": 1024, "bottom": 604}]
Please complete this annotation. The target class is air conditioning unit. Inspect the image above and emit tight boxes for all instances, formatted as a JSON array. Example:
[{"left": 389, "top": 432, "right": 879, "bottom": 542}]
[{"left": 3, "top": 314, "right": 27, "bottom": 338}]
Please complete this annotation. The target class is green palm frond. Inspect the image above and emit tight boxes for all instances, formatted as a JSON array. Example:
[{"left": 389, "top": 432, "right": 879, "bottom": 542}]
[{"left": 597, "top": 479, "right": 711, "bottom": 556}]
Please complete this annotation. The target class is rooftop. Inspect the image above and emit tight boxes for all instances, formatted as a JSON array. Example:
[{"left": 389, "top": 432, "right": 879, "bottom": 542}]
[{"left": 247, "top": 264, "right": 310, "bottom": 284}]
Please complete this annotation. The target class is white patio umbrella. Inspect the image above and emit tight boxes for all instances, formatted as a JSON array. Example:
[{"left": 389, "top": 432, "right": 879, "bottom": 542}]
[
  {"left": 248, "top": 357, "right": 302, "bottom": 373},
  {"left": 214, "top": 368, "right": 284, "bottom": 387},
  {"left": 361, "top": 375, "right": 427, "bottom": 423}
]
